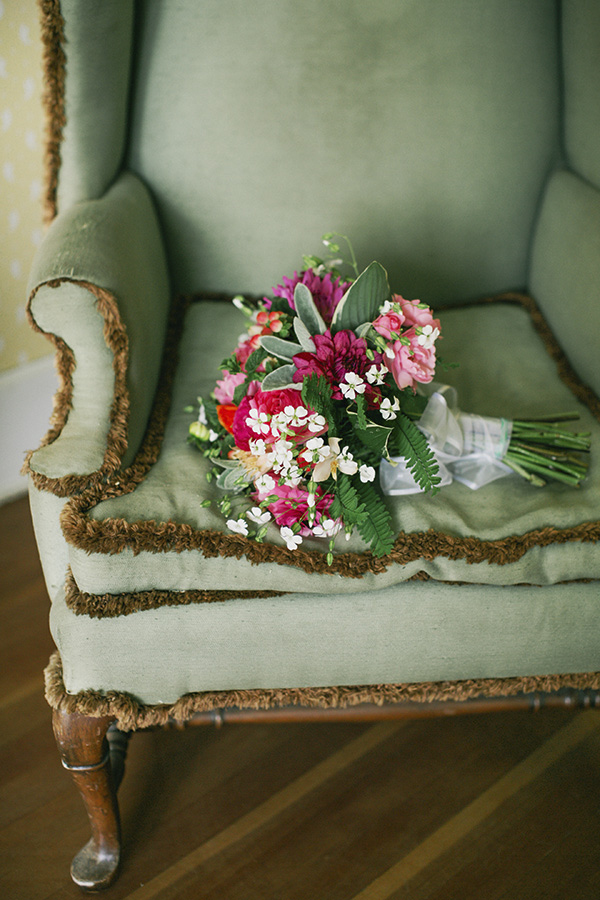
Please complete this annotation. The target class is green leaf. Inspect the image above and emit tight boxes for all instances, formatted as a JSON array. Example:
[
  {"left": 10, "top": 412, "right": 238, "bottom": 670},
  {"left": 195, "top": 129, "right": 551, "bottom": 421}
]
[
  {"left": 293, "top": 316, "right": 317, "bottom": 352},
  {"left": 245, "top": 347, "right": 269, "bottom": 375},
  {"left": 260, "top": 364, "right": 298, "bottom": 391},
  {"left": 259, "top": 335, "right": 303, "bottom": 360},
  {"left": 330, "top": 262, "right": 390, "bottom": 334},
  {"left": 390, "top": 414, "right": 441, "bottom": 493},
  {"left": 354, "top": 478, "right": 395, "bottom": 557},
  {"left": 216, "top": 466, "right": 250, "bottom": 493},
  {"left": 294, "top": 282, "right": 327, "bottom": 335},
  {"left": 347, "top": 410, "right": 393, "bottom": 456}
]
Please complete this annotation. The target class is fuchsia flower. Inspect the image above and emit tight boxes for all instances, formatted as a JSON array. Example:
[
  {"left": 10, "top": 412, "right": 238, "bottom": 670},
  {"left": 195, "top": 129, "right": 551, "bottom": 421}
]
[
  {"left": 268, "top": 270, "right": 351, "bottom": 325},
  {"left": 253, "top": 483, "right": 338, "bottom": 537},
  {"left": 292, "top": 329, "right": 383, "bottom": 406}
]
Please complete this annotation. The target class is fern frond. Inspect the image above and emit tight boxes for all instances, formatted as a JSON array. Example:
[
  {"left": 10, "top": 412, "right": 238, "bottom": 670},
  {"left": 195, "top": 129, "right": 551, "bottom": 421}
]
[
  {"left": 354, "top": 478, "right": 395, "bottom": 557},
  {"left": 301, "top": 374, "right": 335, "bottom": 423},
  {"left": 329, "top": 474, "right": 365, "bottom": 527},
  {"left": 390, "top": 415, "right": 441, "bottom": 494}
]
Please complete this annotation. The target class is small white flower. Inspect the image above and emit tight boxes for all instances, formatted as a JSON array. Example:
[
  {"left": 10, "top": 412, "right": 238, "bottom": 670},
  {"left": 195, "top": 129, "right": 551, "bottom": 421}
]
[
  {"left": 379, "top": 299, "right": 394, "bottom": 315},
  {"left": 208, "top": 429, "right": 219, "bottom": 442},
  {"left": 307, "top": 413, "right": 327, "bottom": 433},
  {"left": 280, "top": 526, "right": 303, "bottom": 551},
  {"left": 272, "top": 439, "right": 294, "bottom": 467},
  {"left": 280, "top": 465, "right": 303, "bottom": 486},
  {"left": 249, "top": 438, "right": 269, "bottom": 456},
  {"left": 255, "top": 473, "right": 276, "bottom": 493},
  {"left": 359, "top": 464, "right": 376, "bottom": 483},
  {"left": 337, "top": 446, "right": 358, "bottom": 476},
  {"left": 365, "top": 363, "right": 387, "bottom": 385},
  {"left": 339, "top": 372, "right": 366, "bottom": 400},
  {"left": 247, "top": 408, "right": 271, "bottom": 435},
  {"left": 226, "top": 518, "right": 249, "bottom": 536},
  {"left": 312, "top": 518, "right": 342, "bottom": 539},
  {"left": 247, "top": 507, "right": 272, "bottom": 525},
  {"left": 198, "top": 403, "right": 208, "bottom": 425},
  {"left": 416, "top": 324, "right": 440, "bottom": 349},
  {"left": 283, "top": 404, "right": 308, "bottom": 426},
  {"left": 380, "top": 397, "right": 400, "bottom": 420}
]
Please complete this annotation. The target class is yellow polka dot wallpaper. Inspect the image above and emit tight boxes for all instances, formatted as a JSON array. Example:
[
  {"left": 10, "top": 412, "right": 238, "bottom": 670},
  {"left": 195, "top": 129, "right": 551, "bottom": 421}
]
[{"left": 0, "top": 0, "right": 50, "bottom": 374}]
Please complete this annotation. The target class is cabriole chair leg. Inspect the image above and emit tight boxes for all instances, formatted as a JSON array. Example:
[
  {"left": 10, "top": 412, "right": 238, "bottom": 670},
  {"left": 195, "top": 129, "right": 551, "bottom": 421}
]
[{"left": 52, "top": 709, "right": 123, "bottom": 891}]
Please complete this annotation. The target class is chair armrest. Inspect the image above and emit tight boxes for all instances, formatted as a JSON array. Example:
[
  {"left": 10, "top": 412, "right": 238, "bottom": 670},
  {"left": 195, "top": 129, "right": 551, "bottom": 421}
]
[{"left": 25, "top": 171, "right": 170, "bottom": 496}]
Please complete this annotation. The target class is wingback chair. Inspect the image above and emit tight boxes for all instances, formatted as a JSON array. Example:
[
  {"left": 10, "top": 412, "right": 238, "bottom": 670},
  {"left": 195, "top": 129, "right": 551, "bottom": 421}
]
[{"left": 26, "top": 0, "right": 600, "bottom": 890}]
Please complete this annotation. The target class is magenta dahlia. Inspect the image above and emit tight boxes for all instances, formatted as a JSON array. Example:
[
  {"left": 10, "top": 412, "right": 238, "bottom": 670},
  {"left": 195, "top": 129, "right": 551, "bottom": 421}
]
[
  {"left": 267, "top": 270, "right": 351, "bottom": 325},
  {"left": 292, "top": 329, "right": 383, "bottom": 406}
]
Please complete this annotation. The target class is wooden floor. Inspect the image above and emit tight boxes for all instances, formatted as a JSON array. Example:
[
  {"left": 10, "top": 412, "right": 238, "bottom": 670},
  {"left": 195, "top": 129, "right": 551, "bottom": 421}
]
[{"left": 1, "top": 495, "right": 600, "bottom": 899}]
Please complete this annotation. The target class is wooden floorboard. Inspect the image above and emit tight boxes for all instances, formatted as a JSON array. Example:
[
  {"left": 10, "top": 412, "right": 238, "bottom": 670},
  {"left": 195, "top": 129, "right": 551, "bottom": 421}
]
[{"left": 1, "top": 495, "right": 600, "bottom": 899}]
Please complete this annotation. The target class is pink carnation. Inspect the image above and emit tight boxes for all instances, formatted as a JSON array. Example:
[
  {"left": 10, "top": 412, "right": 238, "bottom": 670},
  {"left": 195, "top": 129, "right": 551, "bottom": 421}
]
[
  {"left": 232, "top": 388, "right": 325, "bottom": 451},
  {"left": 253, "top": 483, "right": 336, "bottom": 536},
  {"left": 268, "top": 270, "right": 351, "bottom": 325},
  {"left": 214, "top": 370, "right": 246, "bottom": 404}
]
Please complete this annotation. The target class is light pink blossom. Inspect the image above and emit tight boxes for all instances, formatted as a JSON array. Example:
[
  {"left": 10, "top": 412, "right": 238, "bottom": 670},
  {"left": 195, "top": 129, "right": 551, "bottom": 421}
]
[{"left": 214, "top": 370, "right": 246, "bottom": 404}]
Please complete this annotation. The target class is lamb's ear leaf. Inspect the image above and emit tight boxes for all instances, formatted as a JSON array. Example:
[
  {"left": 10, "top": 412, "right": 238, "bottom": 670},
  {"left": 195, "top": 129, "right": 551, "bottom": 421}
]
[
  {"left": 216, "top": 466, "right": 250, "bottom": 492},
  {"left": 260, "top": 364, "right": 298, "bottom": 391},
  {"left": 294, "top": 282, "right": 327, "bottom": 335},
  {"left": 259, "top": 335, "right": 303, "bottom": 360},
  {"left": 331, "top": 262, "right": 390, "bottom": 334},
  {"left": 294, "top": 316, "right": 316, "bottom": 351}
]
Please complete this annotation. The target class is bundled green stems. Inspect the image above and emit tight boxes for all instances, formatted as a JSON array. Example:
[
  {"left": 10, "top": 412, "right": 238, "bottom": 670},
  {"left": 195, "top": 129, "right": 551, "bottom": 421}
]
[{"left": 503, "top": 413, "right": 591, "bottom": 487}]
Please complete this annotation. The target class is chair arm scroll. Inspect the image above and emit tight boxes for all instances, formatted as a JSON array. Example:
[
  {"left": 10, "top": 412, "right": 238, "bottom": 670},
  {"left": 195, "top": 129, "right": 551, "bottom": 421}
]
[{"left": 25, "top": 171, "right": 170, "bottom": 496}]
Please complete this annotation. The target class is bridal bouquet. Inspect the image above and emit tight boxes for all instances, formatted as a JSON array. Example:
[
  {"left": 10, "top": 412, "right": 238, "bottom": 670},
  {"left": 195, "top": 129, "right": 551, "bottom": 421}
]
[{"left": 189, "top": 236, "right": 590, "bottom": 561}]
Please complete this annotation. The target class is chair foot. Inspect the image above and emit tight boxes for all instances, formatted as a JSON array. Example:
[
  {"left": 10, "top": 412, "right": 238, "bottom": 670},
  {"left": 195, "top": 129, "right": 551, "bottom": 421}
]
[{"left": 52, "top": 709, "right": 124, "bottom": 891}]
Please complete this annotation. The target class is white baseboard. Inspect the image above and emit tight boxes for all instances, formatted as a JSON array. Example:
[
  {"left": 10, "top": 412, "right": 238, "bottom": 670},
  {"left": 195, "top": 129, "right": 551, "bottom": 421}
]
[{"left": 0, "top": 355, "right": 58, "bottom": 506}]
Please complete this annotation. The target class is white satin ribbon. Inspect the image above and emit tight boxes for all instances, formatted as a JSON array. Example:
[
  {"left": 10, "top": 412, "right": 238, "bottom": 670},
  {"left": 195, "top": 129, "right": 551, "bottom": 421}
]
[{"left": 380, "top": 384, "right": 513, "bottom": 495}]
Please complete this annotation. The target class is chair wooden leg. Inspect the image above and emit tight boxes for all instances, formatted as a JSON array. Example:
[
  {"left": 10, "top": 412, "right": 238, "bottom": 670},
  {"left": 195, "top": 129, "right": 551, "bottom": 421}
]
[{"left": 52, "top": 709, "right": 123, "bottom": 891}]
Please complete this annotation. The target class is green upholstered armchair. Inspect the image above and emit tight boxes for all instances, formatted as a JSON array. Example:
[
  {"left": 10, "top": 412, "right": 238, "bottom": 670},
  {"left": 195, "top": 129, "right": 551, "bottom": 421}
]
[{"left": 26, "top": 0, "right": 600, "bottom": 889}]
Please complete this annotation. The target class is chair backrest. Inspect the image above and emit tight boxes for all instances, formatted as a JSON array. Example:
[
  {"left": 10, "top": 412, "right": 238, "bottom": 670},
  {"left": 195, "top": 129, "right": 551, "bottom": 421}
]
[
  {"left": 53, "top": 0, "right": 561, "bottom": 303},
  {"left": 126, "top": 0, "right": 560, "bottom": 301}
]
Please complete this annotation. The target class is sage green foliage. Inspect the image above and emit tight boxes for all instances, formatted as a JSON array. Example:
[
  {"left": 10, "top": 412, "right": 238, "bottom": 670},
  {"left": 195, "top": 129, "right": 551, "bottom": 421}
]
[
  {"left": 330, "top": 261, "right": 391, "bottom": 333},
  {"left": 294, "top": 282, "right": 326, "bottom": 335}
]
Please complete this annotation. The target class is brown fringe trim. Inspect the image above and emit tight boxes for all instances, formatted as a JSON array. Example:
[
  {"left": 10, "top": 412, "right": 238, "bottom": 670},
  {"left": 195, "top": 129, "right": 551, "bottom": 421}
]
[
  {"left": 64, "top": 568, "right": 284, "bottom": 617},
  {"left": 38, "top": 0, "right": 66, "bottom": 225},
  {"left": 59, "top": 292, "right": 600, "bottom": 583},
  {"left": 22, "top": 279, "right": 131, "bottom": 497},
  {"left": 44, "top": 651, "right": 600, "bottom": 732}
]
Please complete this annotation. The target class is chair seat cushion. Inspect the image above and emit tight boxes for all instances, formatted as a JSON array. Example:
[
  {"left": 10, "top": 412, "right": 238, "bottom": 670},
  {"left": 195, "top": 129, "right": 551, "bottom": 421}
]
[{"left": 62, "top": 295, "right": 600, "bottom": 610}]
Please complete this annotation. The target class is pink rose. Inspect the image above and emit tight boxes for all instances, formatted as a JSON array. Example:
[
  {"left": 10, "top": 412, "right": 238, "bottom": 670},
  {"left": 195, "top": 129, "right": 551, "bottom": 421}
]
[
  {"left": 253, "top": 483, "right": 336, "bottom": 536},
  {"left": 397, "top": 296, "right": 439, "bottom": 329},
  {"left": 214, "top": 370, "right": 246, "bottom": 404},
  {"left": 372, "top": 309, "right": 405, "bottom": 341},
  {"left": 384, "top": 333, "right": 436, "bottom": 390}
]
